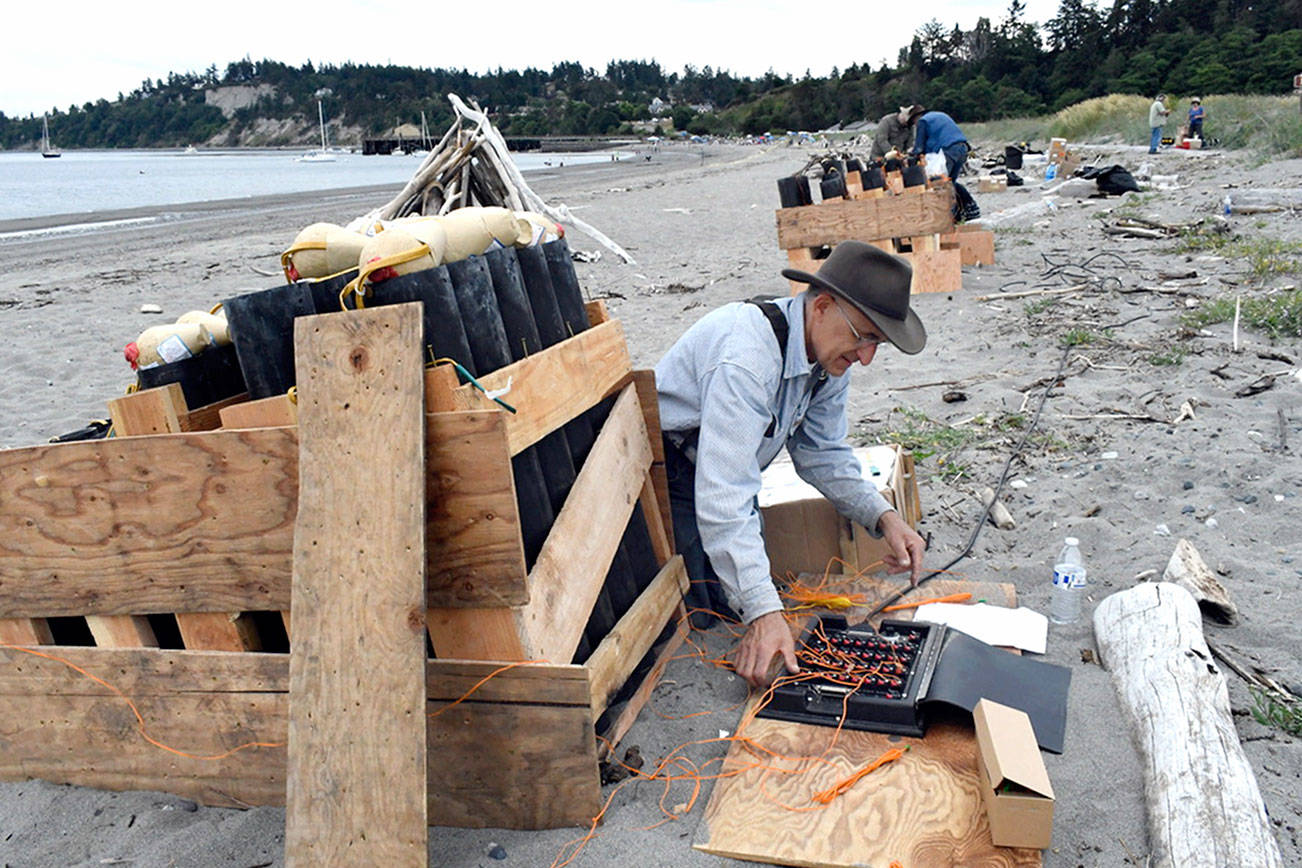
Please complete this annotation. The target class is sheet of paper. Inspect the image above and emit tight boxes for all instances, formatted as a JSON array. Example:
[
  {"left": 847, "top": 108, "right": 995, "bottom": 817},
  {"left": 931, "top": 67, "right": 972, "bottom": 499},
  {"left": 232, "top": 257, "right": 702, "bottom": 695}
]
[{"left": 912, "top": 602, "right": 1049, "bottom": 655}]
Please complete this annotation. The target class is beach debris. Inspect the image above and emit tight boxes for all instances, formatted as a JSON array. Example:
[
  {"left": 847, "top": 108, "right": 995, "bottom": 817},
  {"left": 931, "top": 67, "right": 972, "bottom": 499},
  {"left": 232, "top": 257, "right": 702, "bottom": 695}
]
[
  {"left": 354, "top": 94, "right": 634, "bottom": 264},
  {"left": 124, "top": 310, "right": 230, "bottom": 370},
  {"left": 942, "top": 390, "right": 967, "bottom": 403},
  {"left": 1162, "top": 539, "right": 1238, "bottom": 624},
  {"left": 139, "top": 303, "right": 163, "bottom": 314},
  {"left": 980, "top": 487, "right": 1016, "bottom": 530},
  {"left": 1235, "top": 374, "right": 1277, "bottom": 397},
  {"left": 487, "top": 843, "right": 508, "bottom": 861}
]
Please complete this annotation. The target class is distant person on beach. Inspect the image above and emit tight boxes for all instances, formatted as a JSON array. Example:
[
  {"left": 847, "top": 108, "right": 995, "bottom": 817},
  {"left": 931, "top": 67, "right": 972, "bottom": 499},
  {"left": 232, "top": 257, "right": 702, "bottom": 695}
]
[
  {"left": 655, "top": 242, "right": 927, "bottom": 688},
  {"left": 1187, "top": 97, "right": 1205, "bottom": 140},
  {"left": 869, "top": 106, "right": 918, "bottom": 159},
  {"left": 909, "top": 108, "right": 969, "bottom": 179},
  {"left": 1149, "top": 93, "right": 1171, "bottom": 153}
]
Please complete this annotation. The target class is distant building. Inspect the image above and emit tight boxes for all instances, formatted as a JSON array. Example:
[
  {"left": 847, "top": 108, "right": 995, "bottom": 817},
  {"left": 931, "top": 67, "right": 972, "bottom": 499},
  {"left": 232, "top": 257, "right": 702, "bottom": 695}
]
[{"left": 649, "top": 97, "right": 669, "bottom": 116}]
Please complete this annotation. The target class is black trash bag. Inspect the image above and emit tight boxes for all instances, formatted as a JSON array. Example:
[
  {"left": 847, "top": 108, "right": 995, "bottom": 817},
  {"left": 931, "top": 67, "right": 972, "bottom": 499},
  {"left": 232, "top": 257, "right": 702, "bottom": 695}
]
[
  {"left": 1079, "top": 164, "right": 1141, "bottom": 196},
  {"left": 952, "top": 181, "right": 981, "bottom": 222}
]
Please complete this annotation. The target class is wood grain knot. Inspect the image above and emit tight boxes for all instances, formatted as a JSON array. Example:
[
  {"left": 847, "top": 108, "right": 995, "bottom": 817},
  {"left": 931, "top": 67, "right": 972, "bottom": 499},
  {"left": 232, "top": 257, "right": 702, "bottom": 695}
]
[
  {"left": 349, "top": 347, "right": 369, "bottom": 371},
  {"left": 406, "top": 607, "right": 425, "bottom": 633}
]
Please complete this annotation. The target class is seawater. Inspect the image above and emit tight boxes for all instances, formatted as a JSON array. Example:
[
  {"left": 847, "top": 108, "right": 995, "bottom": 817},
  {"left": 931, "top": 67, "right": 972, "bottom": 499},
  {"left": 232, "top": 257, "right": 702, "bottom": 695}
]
[{"left": 0, "top": 149, "right": 617, "bottom": 222}]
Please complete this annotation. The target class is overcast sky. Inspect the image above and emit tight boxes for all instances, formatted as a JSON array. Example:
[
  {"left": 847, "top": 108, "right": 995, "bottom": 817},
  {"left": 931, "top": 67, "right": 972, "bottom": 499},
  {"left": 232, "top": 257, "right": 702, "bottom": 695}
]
[{"left": 2, "top": 0, "right": 1062, "bottom": 118}]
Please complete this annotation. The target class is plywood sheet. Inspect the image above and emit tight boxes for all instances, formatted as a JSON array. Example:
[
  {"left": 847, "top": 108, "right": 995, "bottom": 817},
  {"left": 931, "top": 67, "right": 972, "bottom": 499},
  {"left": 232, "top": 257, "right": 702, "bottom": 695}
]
[
  {"left": 775, "top": 188, "right": 956, "bottom": 250},
  {"left": 696, "top": 578, "right": 1041, "bottom": 867}
]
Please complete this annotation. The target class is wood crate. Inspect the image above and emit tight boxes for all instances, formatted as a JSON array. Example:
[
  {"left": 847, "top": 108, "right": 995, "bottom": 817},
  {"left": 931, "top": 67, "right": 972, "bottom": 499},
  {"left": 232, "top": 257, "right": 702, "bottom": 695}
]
[
  {"left": 0, "top": 301, "right": 687, "bottom": 830},
  {"left": 776, "top": 182, "right": 962, "bottom": 295}
]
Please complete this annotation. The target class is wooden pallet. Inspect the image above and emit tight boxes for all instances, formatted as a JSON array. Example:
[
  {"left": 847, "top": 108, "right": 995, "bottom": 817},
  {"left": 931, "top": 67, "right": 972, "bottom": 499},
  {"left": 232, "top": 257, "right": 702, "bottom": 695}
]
[
  {"left": 776, "top": 183, "right": 963, "bottom": 295},
  {"left": 0, "top": 300, "right": 686, "bottom": 830}
]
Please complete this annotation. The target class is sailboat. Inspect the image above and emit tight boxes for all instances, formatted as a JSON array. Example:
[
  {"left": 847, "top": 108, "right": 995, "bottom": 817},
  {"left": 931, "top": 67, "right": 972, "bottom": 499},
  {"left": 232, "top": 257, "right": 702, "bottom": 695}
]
[
  {"left": 41, "top": 114, "right": 61, "bottom": 158},
  {"left": 410, "top": 111, "right": 432, "bottom": 157},
  {"left": 297, "top": 99, "right": 336, "bottom": 163}
]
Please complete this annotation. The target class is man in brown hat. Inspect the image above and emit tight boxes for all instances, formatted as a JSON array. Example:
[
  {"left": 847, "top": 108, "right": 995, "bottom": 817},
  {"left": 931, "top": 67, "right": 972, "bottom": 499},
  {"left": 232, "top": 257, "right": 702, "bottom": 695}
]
[{"left": 655, "top": 241, "right": 927, "bottom": 688}]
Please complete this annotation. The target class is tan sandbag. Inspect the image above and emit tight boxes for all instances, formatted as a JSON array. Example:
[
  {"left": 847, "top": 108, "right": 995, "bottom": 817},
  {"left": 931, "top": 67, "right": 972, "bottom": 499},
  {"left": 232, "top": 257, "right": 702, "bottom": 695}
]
[
  {"left": 410, "top": 206, "right": 526, "bottom": 263},
  {"left": 128, "top": 323, "right": 211, "bottom": 369},
  {"left": 341, "top": 223, "right": 450, "bottom": 309},
  {"left": 175, "top": 310, "right": 231, "bottom": 346},
  {"left": 515, "top": 211, "right": 564, "bottom": 246},
  {"left": 281, "top": 222, "right": 369, "bottom": 281}
]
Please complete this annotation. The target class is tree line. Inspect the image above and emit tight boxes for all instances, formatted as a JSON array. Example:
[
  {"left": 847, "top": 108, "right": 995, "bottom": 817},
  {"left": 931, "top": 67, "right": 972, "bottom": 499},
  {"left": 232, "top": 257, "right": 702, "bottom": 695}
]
[{"left": 3, "top": 0, "right": 1300, "bottom": 148}]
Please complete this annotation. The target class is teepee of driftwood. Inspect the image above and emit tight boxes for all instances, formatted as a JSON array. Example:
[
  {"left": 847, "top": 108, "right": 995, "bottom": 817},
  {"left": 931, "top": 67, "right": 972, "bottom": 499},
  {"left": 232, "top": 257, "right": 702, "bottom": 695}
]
[{"left": 355, "top": 94, "right": 633, "bottom": 264}]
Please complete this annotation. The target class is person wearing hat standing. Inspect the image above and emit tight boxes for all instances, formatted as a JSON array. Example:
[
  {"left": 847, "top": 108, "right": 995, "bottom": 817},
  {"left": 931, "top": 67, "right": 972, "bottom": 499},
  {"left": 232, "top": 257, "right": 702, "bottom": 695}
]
[
  {"left": 655, "top": 241, "right": 927, "bottom": 688},
  {"left": 869, "top": 105, "right": 920, "bottom": 160},
  {"left": 1187, "top": 97, "right": 1205, "bottom": 140},
  {"left": 1149, "top": 93, "right": 1171, "bottom": 153},
  {"left": 909, "top": 108, "right": 968, "bottom": 179}
]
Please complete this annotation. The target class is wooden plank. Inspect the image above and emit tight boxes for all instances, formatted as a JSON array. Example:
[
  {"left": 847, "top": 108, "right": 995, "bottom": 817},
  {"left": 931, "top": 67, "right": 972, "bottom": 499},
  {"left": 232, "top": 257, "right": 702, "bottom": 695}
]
[
  {"left": 427, "top": 606, "right": 528, "bottom": 661},
  {"left": 639, "top": 474, "right": 673, "bottom": 566},
  {"left": 107, "top": 383, "right": 183, "bottom": 436},
  {"left": 422, "top": 362, "right": 462, "bottom": 412},
  {"left": 178, "top": 392, "right": 250, "bottom": 432},
  {"left": 218, "top": 394, "right": 297, "bottom": 429},
  {"left": 286, "top": 304, "right": 428, "bottom": 866},
  {"left": 424, "top": 410, "right": 527, "bottom": 608},
  {"left": 0, "top": 429, "right": 300, "bottom": 619},
  {"left": 584, "top": 298, "right": 611, "bottom": 326},
  {"left": 939, "top": 226, "right": 996, "bottom": 266},
  {"left": 0, "top": 647, "right": 601, "bottom": 829},
  {"left": 901, "top": 247, "right": 963, "bottom": 294},
  {"left": 600, "top": 600, "right": 690, "bottom": 754},
  {"left": 631, "top": 369, "right": 675, "bottom": 549},
  {"left": 442, "top": 320, "right": 632, "bottom": 456},
  {"left": 85, "top": 614, "right": 158, "bottom": 648},
  {"left": 696, "top": 580, "right": 1036, "bottom": 868},
  {"left": 111, "top": 380, "right": 256, "bottom": 652},
  {"left": 521, "top": 385, "right": 653, "bottom": 663},
  {"left": 427, "top": 698, "right": 600, "bottom": 829},
  {"left": 587, "top": 555, "right": 687, "bottom": 719},
  {"left": 0, "top": 618, "right": 52, "bottom": 645}
]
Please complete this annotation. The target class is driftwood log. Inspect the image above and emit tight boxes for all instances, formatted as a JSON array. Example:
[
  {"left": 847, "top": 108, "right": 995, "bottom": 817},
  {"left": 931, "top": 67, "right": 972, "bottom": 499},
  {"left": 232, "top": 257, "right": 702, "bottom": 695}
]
[
  {"left": 1093, "top": 583, "right": 1283, "bottom": 868},
  {"left": 1161, "top": 538, "right": 1238, "bottom": 623},
  {"left": 352, "top": 95, "right": 634, "bottom": 264}
]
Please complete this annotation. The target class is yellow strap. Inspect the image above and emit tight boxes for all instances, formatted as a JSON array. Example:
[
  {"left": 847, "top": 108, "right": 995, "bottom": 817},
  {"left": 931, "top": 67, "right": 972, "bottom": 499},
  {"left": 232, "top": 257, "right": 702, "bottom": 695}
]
[
  {"left": 339, "top": 243, "right": 433, "bottom": 311},
  {"left": 279, "top": 240, "right": 328, "bottom": 283}
]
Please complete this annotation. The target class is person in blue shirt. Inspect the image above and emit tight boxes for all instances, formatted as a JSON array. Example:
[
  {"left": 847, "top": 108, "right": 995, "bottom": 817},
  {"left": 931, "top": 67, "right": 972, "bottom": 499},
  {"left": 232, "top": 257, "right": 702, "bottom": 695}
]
[
  {"left": 1187, "top": 97, "right": 1205, "bottom": 140},
  {"left": 655, "top": 242, "right": 927, "bottom": 688},
  {"left": 909, "top": 108, "right": 969, "bottom": 180}
]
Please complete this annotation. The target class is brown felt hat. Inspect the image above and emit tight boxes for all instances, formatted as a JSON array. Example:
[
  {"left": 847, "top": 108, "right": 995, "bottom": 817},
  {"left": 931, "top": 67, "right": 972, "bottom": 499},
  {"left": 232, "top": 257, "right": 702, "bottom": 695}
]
[
  {"left": 782, "top": 241, "right": 927, "bottom": 354},
  {"left": 906, "top": 104, "right": 926, "bottom": 122}
]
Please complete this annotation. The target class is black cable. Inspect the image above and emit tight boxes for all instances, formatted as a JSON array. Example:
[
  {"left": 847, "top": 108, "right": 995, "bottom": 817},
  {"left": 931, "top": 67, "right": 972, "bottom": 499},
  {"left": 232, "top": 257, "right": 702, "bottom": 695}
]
[{"left": 864, "top": 340, "right": 1076, "bottom": 621}]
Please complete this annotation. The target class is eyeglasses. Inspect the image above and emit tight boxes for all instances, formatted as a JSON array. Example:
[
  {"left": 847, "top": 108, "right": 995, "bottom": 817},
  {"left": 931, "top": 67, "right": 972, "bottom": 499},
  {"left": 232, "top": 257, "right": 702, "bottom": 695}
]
[{"left": 831, "top": 298, "right": 887, "bottom": 349}]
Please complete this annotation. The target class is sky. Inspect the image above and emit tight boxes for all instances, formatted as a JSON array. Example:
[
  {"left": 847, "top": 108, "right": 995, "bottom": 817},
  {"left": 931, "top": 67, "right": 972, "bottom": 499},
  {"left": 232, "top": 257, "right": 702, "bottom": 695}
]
[{"left": 2, "top": 0, "right": 1062, "bottom": 118}]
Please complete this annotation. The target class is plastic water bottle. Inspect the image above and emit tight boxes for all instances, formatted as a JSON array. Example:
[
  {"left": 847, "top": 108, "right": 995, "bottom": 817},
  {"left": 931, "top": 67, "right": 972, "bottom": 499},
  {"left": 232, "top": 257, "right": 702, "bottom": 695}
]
[
  {"left": 1044, "top": 162, "right": 1057, "bottom": 182},
  {"left": 1050, "top": 537, "right": 1086, "bottom": 624},
  {"left": 1222, "top": 194, "right": 1232, "bottom": 216}
]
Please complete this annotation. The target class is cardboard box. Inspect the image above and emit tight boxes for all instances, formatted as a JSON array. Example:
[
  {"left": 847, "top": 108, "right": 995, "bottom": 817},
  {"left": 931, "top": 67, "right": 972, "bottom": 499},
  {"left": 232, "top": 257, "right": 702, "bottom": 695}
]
[
  {"left": 976, "top": 175, "right": 1008, "bottom": 193},
  {"left": 758, "top": 444, "right": 920, "bottom": 579},
  {"left": 1047, "top": 137, "right": 1067, "bottom": 162},
  {"left": 973, "top": 699, "right": 1056, "bottom": 849}
]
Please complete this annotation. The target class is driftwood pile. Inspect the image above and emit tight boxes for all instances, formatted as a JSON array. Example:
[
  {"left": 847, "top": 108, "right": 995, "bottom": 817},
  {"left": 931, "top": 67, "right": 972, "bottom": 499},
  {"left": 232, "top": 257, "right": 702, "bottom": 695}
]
[{"left": 352, "top": 94, "right": 633, "bottom": 263}]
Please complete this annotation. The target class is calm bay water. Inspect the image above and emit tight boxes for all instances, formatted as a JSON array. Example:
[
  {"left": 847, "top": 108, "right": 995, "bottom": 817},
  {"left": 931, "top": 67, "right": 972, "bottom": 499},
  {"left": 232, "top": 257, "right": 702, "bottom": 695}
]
[{"left": 0, "top": 148, "right": 616, "bottom": 222}]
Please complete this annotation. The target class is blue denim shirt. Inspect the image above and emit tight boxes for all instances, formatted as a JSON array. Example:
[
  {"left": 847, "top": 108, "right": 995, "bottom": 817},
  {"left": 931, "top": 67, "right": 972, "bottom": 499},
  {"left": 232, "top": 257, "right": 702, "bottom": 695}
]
[{"left": 654, "top": 294, "right": 894, "bottom": 623}]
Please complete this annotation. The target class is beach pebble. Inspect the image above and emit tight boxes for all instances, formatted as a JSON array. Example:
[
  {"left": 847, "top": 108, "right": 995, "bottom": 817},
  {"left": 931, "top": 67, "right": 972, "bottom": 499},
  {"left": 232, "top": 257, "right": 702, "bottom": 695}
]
[
  {"left": 1276, "top": 494, "right": 1285, "bottom": 502},
  {"left": 1183, "top": 481, "right": 1194, "bottom": 490},
  {"left": 140, "top": 303, "right": 163, "bottom": 314},
  {"left": 1100, "top": 451, "right": 1118, "bottom": 460},
  {"left": 1182, "top": 506, "right": 1195, "bottom": 514},
  {"left": 1134, "top": 490, "right": 1151, "bottom": 500},
  {"left": 1154, "top": 523, "right": 1171, "bottom": 536},
  {"left": 1009, "top": 479, "right": 1028, "bottom": 490},
  {"left": 488, "top": 843, "right": 507, "bottom": 860},
  {"left": 1237, "top": 494, "right": 1258, "bottom": 504},
  {"left": 1205, "top": 517, "right": 1219, "bottom": 528}
]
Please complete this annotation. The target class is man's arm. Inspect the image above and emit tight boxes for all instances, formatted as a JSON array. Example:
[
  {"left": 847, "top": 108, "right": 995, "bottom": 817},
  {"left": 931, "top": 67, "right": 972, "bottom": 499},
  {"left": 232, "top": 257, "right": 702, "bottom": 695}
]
[{"left": 788, "top": 377, "right": 924, "bottom": 583}]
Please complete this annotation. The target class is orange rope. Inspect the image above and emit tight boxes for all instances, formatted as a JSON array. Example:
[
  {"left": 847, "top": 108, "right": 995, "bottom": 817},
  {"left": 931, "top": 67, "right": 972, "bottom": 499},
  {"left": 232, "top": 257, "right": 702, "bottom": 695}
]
[
  {"left": 882, "top": 592, "right": 972, "bottom": 612},
  {"left": 811, "top": 746, "right": 909, "bottom": 804}
]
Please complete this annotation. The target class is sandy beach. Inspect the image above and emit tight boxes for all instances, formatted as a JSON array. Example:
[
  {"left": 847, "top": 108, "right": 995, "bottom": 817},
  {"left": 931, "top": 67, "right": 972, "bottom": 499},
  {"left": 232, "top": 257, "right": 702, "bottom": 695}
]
[{"left": 0, "top": 139, "right": 1298, "bottom": 867}]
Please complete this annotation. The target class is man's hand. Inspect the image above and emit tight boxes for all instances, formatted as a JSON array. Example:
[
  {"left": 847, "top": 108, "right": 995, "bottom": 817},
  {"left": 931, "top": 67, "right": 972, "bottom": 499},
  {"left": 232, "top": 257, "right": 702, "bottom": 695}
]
[
  {"left": 734, "top": 611, "right": 799, "bottom": 689},
  {"left": 877, "top": 510, "right": 925, "bottom": 586}
]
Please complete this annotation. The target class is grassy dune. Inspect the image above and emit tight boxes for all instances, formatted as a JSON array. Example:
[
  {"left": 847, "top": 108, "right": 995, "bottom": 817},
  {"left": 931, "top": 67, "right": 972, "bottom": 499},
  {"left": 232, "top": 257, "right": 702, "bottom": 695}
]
[{"left": 964, "top": 93, "right": 1302, "bottom": 158}]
